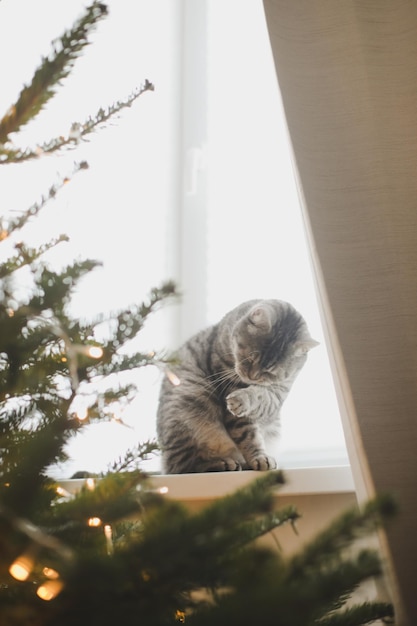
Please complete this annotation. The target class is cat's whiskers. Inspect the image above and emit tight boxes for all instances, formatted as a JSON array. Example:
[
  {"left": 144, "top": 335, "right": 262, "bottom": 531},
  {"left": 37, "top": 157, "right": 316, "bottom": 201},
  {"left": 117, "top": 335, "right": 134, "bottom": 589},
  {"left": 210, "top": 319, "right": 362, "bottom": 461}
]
[
  {"left": 205, "top": 367, "right": 239, "bottom": 397},
  {"left": 205, "top": 368, "right": 235, "bottom": 382},
  {"left": 206, "top": 367, "right": 237, "bottom": 385}
]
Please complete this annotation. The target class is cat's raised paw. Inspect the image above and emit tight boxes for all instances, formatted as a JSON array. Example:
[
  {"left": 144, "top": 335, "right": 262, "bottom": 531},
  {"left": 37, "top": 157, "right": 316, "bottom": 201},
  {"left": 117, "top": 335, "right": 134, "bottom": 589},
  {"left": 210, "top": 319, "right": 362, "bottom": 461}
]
[
  {"left": 249, "top": 454, "right": 277, "bottom": 471},
  {"left": 226, "top": 388, "right": 255, "bottom": 417}
]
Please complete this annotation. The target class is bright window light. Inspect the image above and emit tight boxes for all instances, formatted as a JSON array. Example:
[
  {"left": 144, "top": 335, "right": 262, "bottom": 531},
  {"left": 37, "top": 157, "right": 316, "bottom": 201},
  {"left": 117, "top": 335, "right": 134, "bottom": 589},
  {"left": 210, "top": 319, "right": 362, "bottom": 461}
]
[
  {"left": 0, "top": 1, "right": 348, "bottom": 476},
  {"left": 204, "top": 1, "right": 348, "bottom": 467}
]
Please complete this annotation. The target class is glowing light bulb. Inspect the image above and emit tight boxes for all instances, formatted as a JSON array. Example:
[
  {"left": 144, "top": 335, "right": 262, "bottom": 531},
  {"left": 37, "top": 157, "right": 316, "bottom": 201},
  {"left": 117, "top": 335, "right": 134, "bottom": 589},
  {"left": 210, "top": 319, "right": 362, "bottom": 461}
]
[
  {"left": 166, "top": 370, "right": 181, "bottom": 386},
  {"left": 158, "top": 486, "right": 169, "bottom": 495},
  {"left": 36, "top": 579, "right": 64, "bottom": 601},
  {"left": 9, "top": 554, "right": 34, "bottom": 581},
  {"left": 76, "top": 406, "right": 88, "bottom": 421},
  {"left": 85, "top": 478, "right": 95, "bottom": 491},
  {"left": 86, "top": 346, "right": 103, "bottom": 359},
  {"left": 104, "top": 524, "right": 114, "bottom": 555},
  {"left": 88, "top": 517, "right": 102, "bottom": 527},
  {"left": 56, "top": 486, "right": 71, "bottom": 498},
  {"left": 42, "top": 567, "right": 60, "bottom": 580},
  {"left": 104, "top": 524, "right": 112, "bottom": 538}
]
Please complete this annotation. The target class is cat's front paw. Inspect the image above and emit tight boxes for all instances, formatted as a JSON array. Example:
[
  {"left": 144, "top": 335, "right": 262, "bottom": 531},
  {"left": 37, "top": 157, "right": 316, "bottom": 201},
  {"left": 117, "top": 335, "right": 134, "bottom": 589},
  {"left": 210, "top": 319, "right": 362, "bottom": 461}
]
[
  {"left": 248, "top": 454, "right": 277, "bottom": 471},
  {"left": 226, "top": 388, "right": 256, "bottom": 417}
]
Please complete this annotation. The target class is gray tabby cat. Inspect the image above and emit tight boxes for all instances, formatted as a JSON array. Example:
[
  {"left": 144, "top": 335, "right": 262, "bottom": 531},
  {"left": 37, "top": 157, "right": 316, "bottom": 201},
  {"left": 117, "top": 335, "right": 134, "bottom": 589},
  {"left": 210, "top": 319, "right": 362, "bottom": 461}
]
[{"left": 157, "top": 299, "right": 318, "bottom": 474}]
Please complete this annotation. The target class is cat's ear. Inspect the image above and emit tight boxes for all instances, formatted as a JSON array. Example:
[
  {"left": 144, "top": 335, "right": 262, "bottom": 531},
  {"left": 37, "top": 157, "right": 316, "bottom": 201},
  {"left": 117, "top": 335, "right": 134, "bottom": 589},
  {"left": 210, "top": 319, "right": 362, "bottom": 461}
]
[
  {"left": 248, "top": 306, "right": 272, "bottom": 332},
  {"left": 294, "top": 338, "right": 320, "bottom": 356}
]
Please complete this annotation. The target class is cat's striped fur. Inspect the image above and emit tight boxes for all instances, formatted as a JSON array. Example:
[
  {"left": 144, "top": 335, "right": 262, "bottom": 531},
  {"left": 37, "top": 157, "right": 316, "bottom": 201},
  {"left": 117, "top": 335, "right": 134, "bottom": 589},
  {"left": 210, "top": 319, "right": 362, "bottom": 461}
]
[{"left": 157, "top": 299, "right": 318, "bottom": 474}]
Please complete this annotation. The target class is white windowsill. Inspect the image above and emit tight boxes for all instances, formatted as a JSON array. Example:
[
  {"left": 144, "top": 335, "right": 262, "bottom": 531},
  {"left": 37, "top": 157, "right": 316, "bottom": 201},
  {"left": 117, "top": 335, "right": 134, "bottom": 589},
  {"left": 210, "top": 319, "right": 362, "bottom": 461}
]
[
  {"left": 150, "top": 465, "right": 354, "bottom": 500},
  {"left": 59, "top": 464, "right": 355, "bottom": 501}
]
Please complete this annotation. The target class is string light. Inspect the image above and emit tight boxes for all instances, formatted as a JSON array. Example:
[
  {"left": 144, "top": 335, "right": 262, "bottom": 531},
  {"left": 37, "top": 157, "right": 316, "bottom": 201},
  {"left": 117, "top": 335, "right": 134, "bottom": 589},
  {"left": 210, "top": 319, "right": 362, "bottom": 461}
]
[
  {"left": 9, "top": 553, "right": 34, "bottom": 581},
  {"left": 69, "top": 344, "right": 104, "bottom": 359},
  {"left": 88, "top": 517, "right": 102, "bottom": 527},
  {"left": 104, "top": 524, "right": 114, "bottom": 555},
  {"left": 158, "top": 486, "right": 169, "bottom": 495},
  {"left": 85, "top": 477, "right": 95, "bottom": 491},
  {"left": 56, "top": 486, "right": 71, "bottom": 498},
  {"left": 76, "top": 406, "right": 88, "bottom": 421},
  {"left": 85, "top": 346, "right": 103, "bottom": 359},
  {"left": 166, "top": 370, "right": 181, "bottom": 386},
  {"left": 110, "top": 414, "right": 133, "bottom": 429},
  {"left": 3, "top": 507, "right": 73, "bottom": 604},
  {"left": 49, "top": 321, "right": 104, "bottom": 390},
  {"left": 36, "top": 579, "right": 64, "bottom": 601},
  {"left": 42, "top": 567, "right": 60, "bottom": 580},
  {"left": 175, "top": 609, "right": 186, "bottom": 623}
]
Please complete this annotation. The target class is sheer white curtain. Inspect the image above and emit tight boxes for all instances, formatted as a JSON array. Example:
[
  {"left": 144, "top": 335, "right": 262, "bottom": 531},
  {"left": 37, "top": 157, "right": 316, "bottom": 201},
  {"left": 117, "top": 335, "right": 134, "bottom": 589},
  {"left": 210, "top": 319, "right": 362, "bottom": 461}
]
[{"left": 263, "top": 1, "right": 417, "bottom": 623}]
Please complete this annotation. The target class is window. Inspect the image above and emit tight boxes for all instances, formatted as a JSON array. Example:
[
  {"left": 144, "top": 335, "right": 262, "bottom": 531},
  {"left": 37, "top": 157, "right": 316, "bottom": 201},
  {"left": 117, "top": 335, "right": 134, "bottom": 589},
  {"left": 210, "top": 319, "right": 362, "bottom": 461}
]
[{"left": 1, "top": 0, "right": 348, "bottom": 478}]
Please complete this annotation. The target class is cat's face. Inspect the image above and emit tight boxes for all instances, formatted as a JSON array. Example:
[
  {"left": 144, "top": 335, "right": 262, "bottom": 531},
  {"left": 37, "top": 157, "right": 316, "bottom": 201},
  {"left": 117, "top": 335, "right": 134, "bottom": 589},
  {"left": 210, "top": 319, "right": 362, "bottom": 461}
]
[{"left": 231, "top": 302, "right": 318, "bottom": 386}]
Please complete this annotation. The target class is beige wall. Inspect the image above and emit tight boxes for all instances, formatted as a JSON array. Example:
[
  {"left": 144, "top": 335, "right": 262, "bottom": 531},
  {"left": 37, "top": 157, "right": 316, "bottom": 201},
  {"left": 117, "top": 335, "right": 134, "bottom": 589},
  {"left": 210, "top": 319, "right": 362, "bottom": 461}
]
[{"left": 182, "top": 492, "right": 357, "bottom": 556}]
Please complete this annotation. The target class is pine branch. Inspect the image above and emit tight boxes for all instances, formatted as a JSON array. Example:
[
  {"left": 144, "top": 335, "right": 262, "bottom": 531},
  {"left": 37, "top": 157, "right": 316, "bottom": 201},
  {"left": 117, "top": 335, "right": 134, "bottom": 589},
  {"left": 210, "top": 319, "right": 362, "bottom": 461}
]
[
  {"left": 107, "top": 439, "right": 160, "bottom": 473},
  {"left": 0, "top": 2, "right": 108, "bottom": 144},
  {"left": 1, "top": 396, "right": 76, "bottom": 517},
  {"left": 78, "top": 80, "right": 155, "bottom": 135},
  {"left": 90, "top": 351, "right": 159, "bottom": 378},
  {"left": 28, "top": 259, "right": 101, "bottom": 314},
  {"left": 0, "top": 81, "right": 154, "bottom": 164},
  {"left": 285, "top": 549, "right": 384, "bottom": 625},
  {"left": 0, "top": 397, "right": 38, "bottom": 432},
  {"left": 316, "top": 601, "right": 394, "bottom": 626},
  {"left": 287, "top": 495, "right": 397, "bottom": 578},
  {"left": 232, "top": 505, "right": 300, "bottom": 548},
  {"left": 0, "top": 307, "right": 85, "bottom": 401},
  {"left": 51, "top": 471, "right": 146, "bottom": 525},
  {"left": 107, "top": 280, "right": 178, "bottom": 350},
  {"left": 189, "top": 548, "right": 392, "bottom": 626},
  {"left": 0, "top": 237, "right": 69, "bottom": 280},
  {"left": 0, "top": 161, "right": 89, "bottom": 239},
  {"left": 130, "top": 472, "right": 286, "bottom": 591},
  {"left": 68, "top": 384, "right": 139, "bottom": 426}
]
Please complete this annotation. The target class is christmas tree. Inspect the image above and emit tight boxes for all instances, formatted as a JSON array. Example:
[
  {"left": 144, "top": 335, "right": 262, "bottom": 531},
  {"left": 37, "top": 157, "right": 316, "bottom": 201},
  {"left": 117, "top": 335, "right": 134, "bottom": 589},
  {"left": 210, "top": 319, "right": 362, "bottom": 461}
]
[{"left": 0, "top": 4, "right": 396, "bottom": 625}]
